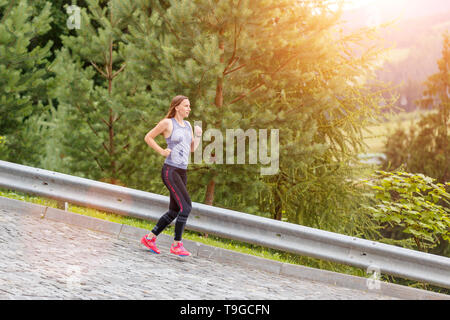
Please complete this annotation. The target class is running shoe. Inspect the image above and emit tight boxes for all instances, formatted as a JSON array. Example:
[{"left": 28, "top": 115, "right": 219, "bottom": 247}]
[
  {"left": 141, "top": 235, "right": 160, "bottom": 254},
  {"left": 170, "top": 242, "right": 191, "bottom": 256}
]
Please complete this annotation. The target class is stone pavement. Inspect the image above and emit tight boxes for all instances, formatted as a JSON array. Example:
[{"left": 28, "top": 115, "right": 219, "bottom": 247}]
[{"left": 0, "top": 208, "right": 405, "bottom": 300}]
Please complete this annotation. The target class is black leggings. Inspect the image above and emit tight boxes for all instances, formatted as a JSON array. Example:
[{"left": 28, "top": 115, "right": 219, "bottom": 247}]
[{"left": 151, "top": 164, "right": 192, "bottom": 241}]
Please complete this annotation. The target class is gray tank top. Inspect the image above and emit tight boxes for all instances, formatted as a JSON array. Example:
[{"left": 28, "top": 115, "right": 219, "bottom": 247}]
[{"left": 164, "top": 118, "right": 192, "bottom": 169}]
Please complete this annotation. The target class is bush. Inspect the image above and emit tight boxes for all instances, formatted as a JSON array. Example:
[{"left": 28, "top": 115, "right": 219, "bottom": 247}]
[{"left": 363, "top": 170, "right": 450, "bottom": 254}]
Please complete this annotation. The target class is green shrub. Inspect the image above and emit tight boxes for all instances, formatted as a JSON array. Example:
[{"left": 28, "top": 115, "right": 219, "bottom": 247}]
[{"left": 363, "top": 170, "right": 450, "bottom": 253}]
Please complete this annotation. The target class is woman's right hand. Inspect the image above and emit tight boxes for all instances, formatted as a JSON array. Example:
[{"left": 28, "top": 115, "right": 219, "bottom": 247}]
[{"left": 160, "top": 148, "right": 171, "bottom": 158}]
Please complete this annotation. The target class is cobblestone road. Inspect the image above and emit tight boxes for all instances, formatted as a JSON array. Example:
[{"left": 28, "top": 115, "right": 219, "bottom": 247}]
[{"left": 0, "top": 209, "right": 397, "bottom": 300}]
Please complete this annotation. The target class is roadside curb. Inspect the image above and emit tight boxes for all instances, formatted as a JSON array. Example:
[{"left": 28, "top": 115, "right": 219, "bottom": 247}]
[{"left": 1, "top": 196, "right": 448, "bottom": 300}]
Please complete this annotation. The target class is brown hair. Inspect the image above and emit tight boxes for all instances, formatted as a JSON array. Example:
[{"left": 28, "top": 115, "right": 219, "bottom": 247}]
[{"left": 165, "top": 95, "right": 189, "bottom": 119}]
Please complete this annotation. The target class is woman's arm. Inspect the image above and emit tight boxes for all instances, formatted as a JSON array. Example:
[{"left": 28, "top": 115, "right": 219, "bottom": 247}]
[{"left": 144, "top": 119, "right": 171, "bottom": 157}]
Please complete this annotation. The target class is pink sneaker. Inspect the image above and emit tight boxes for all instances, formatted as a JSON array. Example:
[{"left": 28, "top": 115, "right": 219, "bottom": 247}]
[
  {"left": 141, "top": 235, "right": 160, "bottom": 254},
  {"left": 170, "top": 242, "right": 191, "bottom": 256}
]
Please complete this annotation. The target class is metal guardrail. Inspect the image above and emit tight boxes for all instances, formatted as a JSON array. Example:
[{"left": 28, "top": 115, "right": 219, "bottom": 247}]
[{"left": 0, "top": 160, "right": 449, "bottom": 289}]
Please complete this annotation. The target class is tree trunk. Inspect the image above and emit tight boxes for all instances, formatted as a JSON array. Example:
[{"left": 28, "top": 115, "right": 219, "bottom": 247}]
[
  {"left": 203, "top": 29, "right": 225, "bottom": 206},
  {"left": 273, "top": 188, "right": 283, "bottom": 221},
  {"left": 107, "top": 9, "right": 116, "bottom": 183},
  {"left": 205, "top": 178, "right": 215, "bottom": 206},
  {"left": 215, "top": 28, "right": 225, "bottom": 109}
]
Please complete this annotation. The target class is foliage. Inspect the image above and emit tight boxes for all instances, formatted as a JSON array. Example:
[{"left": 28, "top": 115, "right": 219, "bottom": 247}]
[
  {"left": 246, "top": 2, "right": 395, "bottom": 234},
  {"left": 0, "top": 0, "right": 397, "bottom": 239},
  {"left": 29, "top": 0, "right": 90, "bottom": 58},
  {"left": 123, "top": 1, "right": 397, "bottom": 240},
  {"left": 363, "top": 170, "right": 450, "bottom": 253},
  {"left": 381, "top": 31, "right": 450, "bottom": 184},
  {"left": 47, "top": 0, "right": 153, "bottom": 182},
  {"left": 0, "top": 0, "right": 54, "bottom": 164}
]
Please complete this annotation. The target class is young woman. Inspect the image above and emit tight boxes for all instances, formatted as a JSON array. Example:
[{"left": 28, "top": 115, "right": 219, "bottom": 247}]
[{"left": 141, "top": 95, "right": 202, "bottom": 256}]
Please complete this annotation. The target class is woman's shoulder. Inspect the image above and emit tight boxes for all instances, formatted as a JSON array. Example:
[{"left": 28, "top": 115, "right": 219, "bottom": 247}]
[{"left": 160, "top": 118, "right": 172, "bottom": 126}]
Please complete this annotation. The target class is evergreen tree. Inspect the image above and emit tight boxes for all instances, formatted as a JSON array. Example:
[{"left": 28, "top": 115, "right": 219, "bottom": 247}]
[
  {"left": 38, "top": 0, "right": 392, "bottom": 238},
  {"left": 128, "top": 0, "right": 392, "bottom": 238},
  {"left": 48, "top": 0, "right": 152, "bottom": 183},
  {"left": 30, "top": 0, "right": 90, "bottom": 60},
  {"left": 0, "top": 0, "right": 54, "bottom": 165},
  {"left": 126, "top": 0, "right": 282, "bottom": 207},
  {"left": 114, "top": 0, "right": 208, "bottom": 193},
  {"left": 241, "top": 2, "right": 393, "bottom": 233}
]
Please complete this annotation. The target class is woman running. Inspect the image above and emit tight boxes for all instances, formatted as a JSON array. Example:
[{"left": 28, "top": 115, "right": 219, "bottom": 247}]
[{"left": 141, "top": 95, "right": 202, "bottom": 256}]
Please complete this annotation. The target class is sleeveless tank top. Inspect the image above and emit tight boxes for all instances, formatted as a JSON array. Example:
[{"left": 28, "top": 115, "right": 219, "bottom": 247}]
[{"left": 164, "top": 118, "right": 192, "bottom": 169}]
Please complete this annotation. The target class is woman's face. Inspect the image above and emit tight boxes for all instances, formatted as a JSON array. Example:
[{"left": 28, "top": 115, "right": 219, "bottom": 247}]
[{"left": 176, "top": 99, "right": 191, "bottom": 118}]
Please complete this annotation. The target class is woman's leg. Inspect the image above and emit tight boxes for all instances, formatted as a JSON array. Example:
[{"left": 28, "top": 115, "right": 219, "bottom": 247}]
[
  {"left": 149, "top": 193, "right": 179, "bottom": 237},
  {"left": 144, "top": 165, "right": 192, "bottom": 256},
  {"left": 173, "top": 169, "right": 191, "bottom": 241},
  {"left": 148, "top": 166, "right": 182, "bottom": 237},
  {"left": 163, "top": 166, "right": 192, "bottom": 241}
]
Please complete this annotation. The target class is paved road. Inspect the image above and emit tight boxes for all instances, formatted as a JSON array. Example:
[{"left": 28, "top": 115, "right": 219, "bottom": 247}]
[{"left": 0, "top": 208, "right": 397, "bottom": 300}]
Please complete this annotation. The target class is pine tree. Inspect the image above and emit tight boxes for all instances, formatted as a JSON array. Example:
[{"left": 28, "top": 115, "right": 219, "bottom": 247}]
[
  {"left": 30, "top": 0, "right": 90, "bottom": 59},
  {"left": 0, "top": 0, "right": 54, "bottom": 165},
  {"left": 232, "top": 1, "right": 392, "bottom": 232},
  {"left": 108, "top": 0, "right": 183, "bottom": 192},
  {"left": 128, "top": 0, "right": 271, "bottom": 206},
  {"left": 49, "top": 0, "right": 151, "bottom": 183},
  {"left": 128, "top": 0, "right": 392, "bottom": 237},
  {"left": 42, "top": 0, "right": 392, "bottom": 237}
]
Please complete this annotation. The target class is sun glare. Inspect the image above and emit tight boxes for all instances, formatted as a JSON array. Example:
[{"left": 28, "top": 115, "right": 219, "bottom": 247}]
[
  {"left": 328, "top": 0, "right": 376, "bottom": 12},
  {"left": 342, "top": 0, "right": 376, "bottom": 11},
  {"left": 340, "top": 0, "right": 411, "bottom": 13}
]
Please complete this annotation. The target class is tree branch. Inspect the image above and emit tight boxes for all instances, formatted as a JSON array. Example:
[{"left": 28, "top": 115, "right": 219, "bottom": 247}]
[
  {"left": 0, "top": 0, "right": 16, "bottom": 24},
  {"left": 229, "top": 52, "right": 299, "bottom": 105},
  {"left": 90, "top": 60, "right": 108, "bottom": 78},
  {"left": 112, "top": 63, "right": 126, "bottom": 79},
  {"left": 74, "top": 103, "right": 99, "bottom": 138},
  {"left": 102, "top": 142, "right": 110, "bottom": 154},
  {"left": 86, "top": 145, "right": 105, "bottom": 171},
  {"left": 229, "top": 83, "right": 264, "bottom": 105},
  {"left": 223, "top": 21, "right": 241, "bottom": 75},
  {"left": 101, "top": 117, "right": 110, "bottom": 128},
  {"left": 223, "top": 63, "right": 246, "bottom": 76}
]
